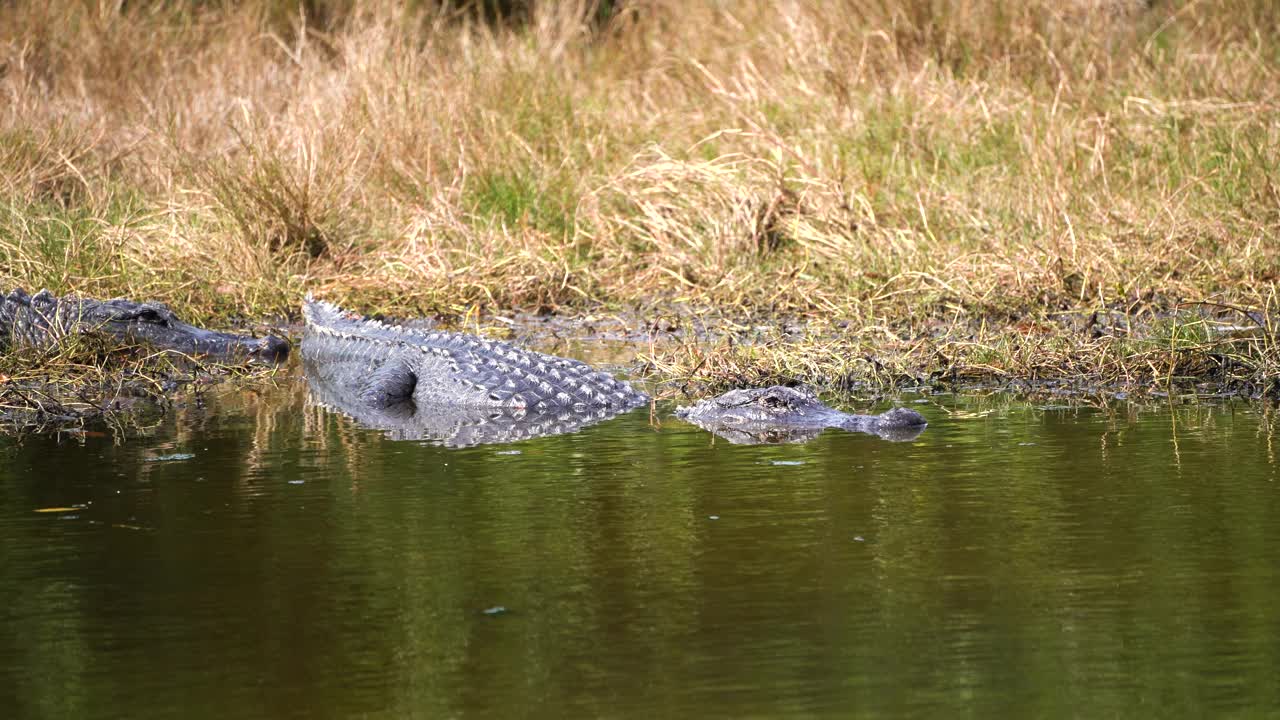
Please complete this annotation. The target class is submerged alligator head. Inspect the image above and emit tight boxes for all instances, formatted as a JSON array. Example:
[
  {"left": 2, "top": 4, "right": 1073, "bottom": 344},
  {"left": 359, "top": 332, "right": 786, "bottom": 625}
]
[
  {"left": 1, "top": 288, "right": 290, "bottom": 362},
  {"left": 675, "top": 385, "right": 927, "bottom": 444}
]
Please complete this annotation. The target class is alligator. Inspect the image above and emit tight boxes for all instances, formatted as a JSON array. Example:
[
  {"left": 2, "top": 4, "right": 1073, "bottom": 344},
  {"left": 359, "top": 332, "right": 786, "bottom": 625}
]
[
  {"left": 1, "top": 288, "right": 290, "bottom": 362},
  {"left": 302, "top": 297, "right": 928, "bottom": 446},
  {"left": 674, "top": 385, "right": 927, "bottom": 444}
]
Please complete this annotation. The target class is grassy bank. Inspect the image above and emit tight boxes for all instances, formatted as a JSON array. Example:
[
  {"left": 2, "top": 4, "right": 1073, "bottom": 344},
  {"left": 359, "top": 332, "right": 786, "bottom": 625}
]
[{"left": 2, "top": 0, "right": 1278, "bottom": 395}]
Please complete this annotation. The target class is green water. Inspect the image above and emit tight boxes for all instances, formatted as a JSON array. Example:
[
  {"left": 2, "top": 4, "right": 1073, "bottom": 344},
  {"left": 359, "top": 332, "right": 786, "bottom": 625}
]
[{"left": 2, "top": 379, "right": 1279, "bottom": 719}]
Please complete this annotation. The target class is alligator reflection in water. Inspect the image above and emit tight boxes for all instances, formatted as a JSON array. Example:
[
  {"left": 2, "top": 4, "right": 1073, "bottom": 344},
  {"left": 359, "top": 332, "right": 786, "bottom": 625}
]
[{"left": 303, "top": 356, "right": 641, "bottom": 445}]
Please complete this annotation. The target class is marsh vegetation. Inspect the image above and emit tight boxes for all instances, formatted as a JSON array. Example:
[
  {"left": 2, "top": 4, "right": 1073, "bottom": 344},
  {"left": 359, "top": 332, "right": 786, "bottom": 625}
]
[{"left": 1, "top": 0, "right": 1278, "bottom": 397}]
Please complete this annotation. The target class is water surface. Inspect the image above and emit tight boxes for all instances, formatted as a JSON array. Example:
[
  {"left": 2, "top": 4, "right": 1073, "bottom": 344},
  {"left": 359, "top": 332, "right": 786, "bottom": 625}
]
[{"left": 2, "top": 378, "right": 1278, "bottom": 719}]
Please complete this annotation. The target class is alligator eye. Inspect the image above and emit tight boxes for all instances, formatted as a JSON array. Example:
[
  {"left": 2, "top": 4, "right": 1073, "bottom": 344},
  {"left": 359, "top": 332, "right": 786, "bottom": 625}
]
[
  {"left": 761, "top": 393, "right": 786, "bottom": 408},
  {"left": 136, "top": 308, "right": 170, "bottom": 325}
]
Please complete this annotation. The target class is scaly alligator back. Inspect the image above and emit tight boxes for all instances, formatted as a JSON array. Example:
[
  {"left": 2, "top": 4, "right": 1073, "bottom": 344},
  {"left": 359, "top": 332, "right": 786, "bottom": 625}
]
[
  {"left": 301, "top": 297, "right": 649, "bottom": 411},
  {"left": 1, "top": 288, "right": 66, "bottom": 348}
]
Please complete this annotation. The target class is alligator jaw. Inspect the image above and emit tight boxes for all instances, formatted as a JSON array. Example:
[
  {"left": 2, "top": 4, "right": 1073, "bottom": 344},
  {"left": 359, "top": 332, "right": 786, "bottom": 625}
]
[
  {"left": 123, "top": 320, "right": 292, "bottom": 363},
  {"left": 85, "top": 297, "right": 290, "bottom": 362},
  {"left": 2, "top": 288, "right": 290, "bottom": 363}
]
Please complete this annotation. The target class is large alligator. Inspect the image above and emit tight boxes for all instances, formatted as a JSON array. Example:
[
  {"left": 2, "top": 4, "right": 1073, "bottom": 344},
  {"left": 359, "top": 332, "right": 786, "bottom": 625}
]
[
  {"left": 302, "top": 297, "right": 927, "bottom": 446},
  {"left": 302, "top": 296, "right": 649, "bottom": 445},
  {"left": 1, "top": 288, "right": 290, "bottom": 362}
]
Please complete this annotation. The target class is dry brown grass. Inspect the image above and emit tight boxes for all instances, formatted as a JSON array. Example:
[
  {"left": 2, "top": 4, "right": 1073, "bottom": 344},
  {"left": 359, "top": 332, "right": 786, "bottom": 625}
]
[{"left": 1, "top": 0, "right": 1278, "bottom": 393}]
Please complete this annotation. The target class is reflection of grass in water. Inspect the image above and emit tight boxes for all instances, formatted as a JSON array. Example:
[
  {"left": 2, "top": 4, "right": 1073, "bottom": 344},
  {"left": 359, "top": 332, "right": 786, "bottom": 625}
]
[
  {"left": 1, "top": 0, "right": 1279, "bottom": 390},
  {"left": 0, "top": 334, "right": 282, "bottom": 436}
]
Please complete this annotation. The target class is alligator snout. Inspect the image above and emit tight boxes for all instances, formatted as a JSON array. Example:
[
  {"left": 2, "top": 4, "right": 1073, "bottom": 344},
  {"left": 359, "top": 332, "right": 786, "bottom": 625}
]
[
  {"left": 252, "top": 334, "right": 292, "bottom": 363},
  {"left": 875, "top": 406, "right": 927, "bottom": 428}
]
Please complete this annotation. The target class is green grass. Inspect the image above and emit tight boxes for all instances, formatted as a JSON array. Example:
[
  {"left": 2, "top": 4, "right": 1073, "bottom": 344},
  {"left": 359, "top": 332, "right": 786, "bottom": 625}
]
[{"left": 465, "top": 170, "right": 576, "bottom": 237}]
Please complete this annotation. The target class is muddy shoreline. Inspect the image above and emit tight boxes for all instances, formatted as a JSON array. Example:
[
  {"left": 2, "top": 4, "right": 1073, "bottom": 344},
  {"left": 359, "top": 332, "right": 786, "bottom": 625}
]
[{"left": 3, "top": 304, "right": 1275, "bottom": 438}]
